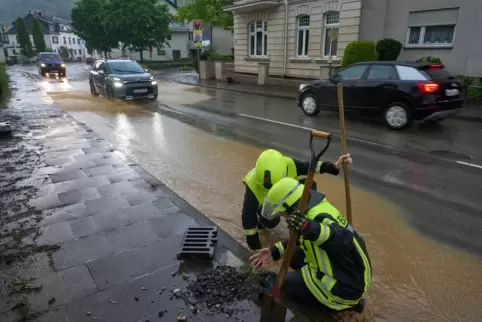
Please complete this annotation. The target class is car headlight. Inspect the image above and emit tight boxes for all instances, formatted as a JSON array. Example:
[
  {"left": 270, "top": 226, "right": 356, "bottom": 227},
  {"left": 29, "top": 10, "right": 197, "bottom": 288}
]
[
  {"left": 113, "top": 82, "right": 123, "bottom": 88},
  {"left": 151, "top": 81, "right": 157, "bottom": 85},
  {"left": 299, "top": 84, "right": 308, "bottom": 91},
  {"left": 61, "top": 64, "right": 65, "bottom": 67},
  {"left": 112, "top": 77, "right": 121, "bottom": 81},
  {"left": 149, "top": 76, "right": 154, "bottom": 80},
  {"left": 40, "top": 63, "right": 46, "bottom": 67}
]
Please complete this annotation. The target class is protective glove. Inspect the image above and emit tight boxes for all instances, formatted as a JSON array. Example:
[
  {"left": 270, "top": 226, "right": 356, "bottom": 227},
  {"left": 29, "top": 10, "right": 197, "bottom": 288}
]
[
  {"left": 246, "top": 233, "right": 262, "bottom": 250},
  {"left": 286, "top": 210, "right": 310, "bottom": 233}
]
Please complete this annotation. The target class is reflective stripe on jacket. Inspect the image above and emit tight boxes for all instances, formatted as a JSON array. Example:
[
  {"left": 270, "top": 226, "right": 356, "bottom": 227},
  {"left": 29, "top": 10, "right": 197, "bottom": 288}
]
[{"left": 292, "top": 195, "right": 371, "bottom": 310}]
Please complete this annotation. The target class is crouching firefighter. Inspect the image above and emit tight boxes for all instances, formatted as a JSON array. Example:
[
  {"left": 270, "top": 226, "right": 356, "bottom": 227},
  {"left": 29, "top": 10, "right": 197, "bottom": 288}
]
[
  {"left": 250, "top": 177, "right": 371, "bottom": 313},
  {"left": 242, "top": 149, "right": 352, "bottom": 250}
]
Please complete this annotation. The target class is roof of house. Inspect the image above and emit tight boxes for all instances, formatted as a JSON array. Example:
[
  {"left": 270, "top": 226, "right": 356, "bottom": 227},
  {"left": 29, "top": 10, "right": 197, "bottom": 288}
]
[{"left": 5, "top": 13, "right": 58, "bottom": 35}]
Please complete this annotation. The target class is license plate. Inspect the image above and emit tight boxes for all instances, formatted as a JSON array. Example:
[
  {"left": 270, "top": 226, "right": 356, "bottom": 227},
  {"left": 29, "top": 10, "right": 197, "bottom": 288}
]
[
  {"left": 133, "top": 89, "right": 148, "bottom": 94},
  {"left": 445, "top": 89, "right": 459, "bottom": 96},
  {"left": 50, "top": 70, "right": 57, "bottom": 73}
]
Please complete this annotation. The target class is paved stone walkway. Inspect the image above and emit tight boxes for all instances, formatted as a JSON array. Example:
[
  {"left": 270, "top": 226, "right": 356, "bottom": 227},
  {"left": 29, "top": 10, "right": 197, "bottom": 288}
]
[{"left": 0, "top": 70, "right": 258, "bottom": 322}]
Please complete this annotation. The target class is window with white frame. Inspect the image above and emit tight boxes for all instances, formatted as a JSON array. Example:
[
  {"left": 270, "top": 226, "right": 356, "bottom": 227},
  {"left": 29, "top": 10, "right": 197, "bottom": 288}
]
[
  {"left": 405, "top": 8, "right": 458, "bottom": 47},
  {"left": 157, "top": 48, "right": 166, "bottom": 56},
  {"left": 297, "top": 15, "right": 310, "bottom": 57},
  {"left": 406, "top": 25, "right": 455, "bottom": 47},
  {"left": 323, "top": 11, "right": 339, "bottom": 57},
  {"left": 249, "top": 21, "right": 267, "bottom": 56},
  {"left": 52, "top": 36, "right": 58, "bottom": 44}
]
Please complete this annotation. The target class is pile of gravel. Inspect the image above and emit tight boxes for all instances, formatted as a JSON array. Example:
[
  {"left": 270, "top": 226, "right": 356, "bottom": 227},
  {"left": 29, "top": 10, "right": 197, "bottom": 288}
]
[{"left": 186, "top": 266, "right": 262, "bottom": 309}]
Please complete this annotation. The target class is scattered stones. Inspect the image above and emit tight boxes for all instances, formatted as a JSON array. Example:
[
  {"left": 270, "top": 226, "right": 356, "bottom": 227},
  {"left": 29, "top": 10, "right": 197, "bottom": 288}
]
[
  {"left": 186, "top": 265, "right": 263, "bottom": 311},
  {"left": 173, "top": 289, "right": 181, "bottom": 298},
  {"left": 86, "top": 312, "right": 92, "bottom": 316},
  {"left": 134, "top": 296, "right": 140, "bottom": 302},
  {"left": 158, "top": 311, "right": 164, "bottom": 318},
  {"left": 182, "top": 273, "right": 189, "bottom": 280},
  {"left": 177, "top": 315, "right": 187, "bottom": 322},
  {"left": 109, "top": 300, "right": 117, "bottom": 304},
  {"left": 141, "top": 286, "right": 147, "bottom": 291},
  {"left": 48, "top": 297, "right": 56, "bottom": 305},
  {"left": 172, "top": 271, "right": 177, "bottom": 277}
]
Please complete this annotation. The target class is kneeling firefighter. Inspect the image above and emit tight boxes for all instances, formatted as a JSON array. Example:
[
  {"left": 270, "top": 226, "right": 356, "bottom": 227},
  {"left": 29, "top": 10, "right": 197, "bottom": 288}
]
[
  {"left": 242, "top": 149, "right": 352, "bottom": 250},
  {"left": 251, "top": 177, "right": 371, "bottom": 312}
]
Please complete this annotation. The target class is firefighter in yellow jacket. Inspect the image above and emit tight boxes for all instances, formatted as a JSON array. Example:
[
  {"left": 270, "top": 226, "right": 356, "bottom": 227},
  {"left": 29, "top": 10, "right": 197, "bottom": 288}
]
[
  {"left": 242, "top": 149, "right": 352, "bottom": 250},
  {"left": 250, "top": 177, "right": 371, "bottom": 312}
]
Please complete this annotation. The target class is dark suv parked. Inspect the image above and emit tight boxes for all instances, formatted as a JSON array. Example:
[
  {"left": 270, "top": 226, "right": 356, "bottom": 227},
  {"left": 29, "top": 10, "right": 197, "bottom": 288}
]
[
  {"left": 298, "top": 61, "right": 464, "bottom": 130},
  {"left": 37, "top": 52, "right": 66, "bottom": 77}
]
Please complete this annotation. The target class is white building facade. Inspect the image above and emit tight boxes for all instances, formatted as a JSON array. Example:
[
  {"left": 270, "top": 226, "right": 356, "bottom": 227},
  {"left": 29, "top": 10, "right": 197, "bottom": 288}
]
[{"left": 2, "top": 11, "right": 88, "bottom": 60}]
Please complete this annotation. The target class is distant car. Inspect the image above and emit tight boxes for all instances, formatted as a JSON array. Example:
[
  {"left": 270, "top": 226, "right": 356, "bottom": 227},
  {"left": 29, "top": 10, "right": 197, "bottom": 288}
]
[
  {"left": 88, "top": 59, "right": 158, "bottom": 102},
  {"left": 298, "top": 61, "right": 464, "bottom": 130},
  {"left": 37, "top": 52, "right": 66, "bottom": 77}
]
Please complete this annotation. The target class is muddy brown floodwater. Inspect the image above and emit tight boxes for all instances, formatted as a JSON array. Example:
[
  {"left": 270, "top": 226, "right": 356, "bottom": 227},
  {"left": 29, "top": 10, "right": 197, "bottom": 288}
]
[{"left": 49, "top": 91, "right": 482, "bottom": 322}]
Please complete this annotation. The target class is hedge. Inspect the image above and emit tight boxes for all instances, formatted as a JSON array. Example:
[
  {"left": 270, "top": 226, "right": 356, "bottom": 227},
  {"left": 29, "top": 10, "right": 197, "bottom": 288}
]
[
  {"left": 341, "top": 40, "right": 377, "bottom": 67},
  {"left": 0, "top": 64, "right": 10, "bottom": 104},
  {"left": 376, "top": 38, "right": 402, "bottom": 61}
]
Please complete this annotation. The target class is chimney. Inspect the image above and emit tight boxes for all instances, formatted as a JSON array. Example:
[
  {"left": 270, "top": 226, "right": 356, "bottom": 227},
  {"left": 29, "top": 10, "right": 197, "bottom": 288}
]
[{"left": 54, "top": 22, "right": 60, "bottom": 33}]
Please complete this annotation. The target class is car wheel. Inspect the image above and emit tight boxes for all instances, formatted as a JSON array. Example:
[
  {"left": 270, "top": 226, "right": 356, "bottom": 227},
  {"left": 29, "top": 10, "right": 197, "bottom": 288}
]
[
  {"left": 90, "top": 81, "right": 99, "bottom": 97},
  {"left": 300, "top": 92, "right": 321, "bottom": 116},
  {"left": 106, "top": 86, "right": 114, "bottom": 100},
  {"left": 384, "top": 102, "right": 412, "bottom": 130}
]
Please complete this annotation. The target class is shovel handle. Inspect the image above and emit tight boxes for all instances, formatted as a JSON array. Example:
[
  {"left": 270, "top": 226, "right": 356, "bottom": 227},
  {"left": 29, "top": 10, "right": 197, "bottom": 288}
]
[
  {"left": 271, "top": 130, "right": 332, "bottom": 301},
  {"left": 311, "top": 130, "right": 331, "bottom": 139}
]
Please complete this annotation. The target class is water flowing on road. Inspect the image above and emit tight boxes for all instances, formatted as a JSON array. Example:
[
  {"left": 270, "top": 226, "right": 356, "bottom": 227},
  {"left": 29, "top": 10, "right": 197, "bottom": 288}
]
[{"left": 37, "top": 70, "right": 482, "bottom": 322}]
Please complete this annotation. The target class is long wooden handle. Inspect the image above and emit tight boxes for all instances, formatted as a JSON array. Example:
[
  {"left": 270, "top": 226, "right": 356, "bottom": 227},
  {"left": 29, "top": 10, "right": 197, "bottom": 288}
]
[
  {"left": 272, "top": 142, "right": 319, "bottom": 300},
  {"left": 337, "top": 83, "right": 353, "bottom": 225}
]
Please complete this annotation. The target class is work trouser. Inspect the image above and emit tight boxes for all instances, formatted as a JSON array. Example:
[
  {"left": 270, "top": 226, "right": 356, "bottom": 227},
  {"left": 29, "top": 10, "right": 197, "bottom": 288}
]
[
  {"left": 283, "top": 247, "right": 364, "bottom": 312},
  {"left": 258, "top": 178, "right": 317, "bottom": 229}
]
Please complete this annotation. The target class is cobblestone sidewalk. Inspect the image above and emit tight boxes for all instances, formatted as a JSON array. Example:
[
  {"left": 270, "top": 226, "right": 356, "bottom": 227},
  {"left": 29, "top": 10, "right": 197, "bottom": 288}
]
[{"left": 0, "top": 70, "right": 258, "bottom": 322}]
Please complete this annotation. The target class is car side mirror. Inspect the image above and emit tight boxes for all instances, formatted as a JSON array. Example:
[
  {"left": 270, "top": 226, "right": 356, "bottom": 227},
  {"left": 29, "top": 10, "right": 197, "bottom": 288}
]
[{"left": 329, "top": 74, "right": 341, "bottom": 84}]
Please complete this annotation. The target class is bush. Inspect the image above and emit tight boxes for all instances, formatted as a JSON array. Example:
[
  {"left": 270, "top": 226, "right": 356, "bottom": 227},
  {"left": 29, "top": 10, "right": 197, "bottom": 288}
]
[
  {"left": 0, "top": 64, "right": 10, "bottom": 104},
  {"left": 419, "top": 56, "right": 442, "bottom": 64},
  {"left": 341, "top": 40, "right": 377, "bottom": 67},
  {"left": 180, "top": 65, "right": 194, "bottom": 71},
  {"left": 376, "top": 38, "right": 402, "bottom": 61}
]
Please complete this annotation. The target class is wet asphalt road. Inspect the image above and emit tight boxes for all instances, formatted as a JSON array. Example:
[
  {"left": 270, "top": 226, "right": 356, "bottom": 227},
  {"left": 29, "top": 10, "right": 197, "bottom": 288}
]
[{"left": 19, "top": 63, "right": 482, "bottom": 256}]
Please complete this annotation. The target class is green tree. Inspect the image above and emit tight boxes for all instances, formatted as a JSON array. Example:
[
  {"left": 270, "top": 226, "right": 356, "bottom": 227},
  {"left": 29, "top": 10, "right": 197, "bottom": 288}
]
[
  {"left": 107, "top": 0, "right": 171, "bottom": 62},
  {"left": 71, "top": 0, "right": 118, "bottom": 58},
  {"left": 177, "top": 0, "right": 233, "bottom": 28},
  {"left": 15, "top": 17, "right": 34, "bottom": 57},
  {"left": 32, "top": 18, "right": 47, "bottom": 53},
  {"left": 341, "top": 40, "right": 377, "bottom": 67}
]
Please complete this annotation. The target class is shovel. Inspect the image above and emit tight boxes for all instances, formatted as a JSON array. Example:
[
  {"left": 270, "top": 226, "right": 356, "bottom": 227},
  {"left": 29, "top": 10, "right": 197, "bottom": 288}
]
[{"left": 260, "top": 130, "right": 332, "bottom": 322}]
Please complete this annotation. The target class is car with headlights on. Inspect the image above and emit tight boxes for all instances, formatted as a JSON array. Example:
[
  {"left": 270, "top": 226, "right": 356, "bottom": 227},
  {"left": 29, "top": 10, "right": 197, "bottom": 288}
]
[
  {"left": 37, "top": 52, "right": 66, "bottom": 77},
  {"left": 88, "top": 59, "right": 158, "bottom": 102},
  {"left": 298, "top": 61, "right": 464, "bottom": 130}
]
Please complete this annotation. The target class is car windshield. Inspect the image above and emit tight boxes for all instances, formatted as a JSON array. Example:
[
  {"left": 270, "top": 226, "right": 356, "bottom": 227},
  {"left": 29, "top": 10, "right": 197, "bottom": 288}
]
[
  {"left": 108, "top": 61, "right": 145, "bottom": 74},
  {"left": 39, "top": 53, "right": 61, "bottom": 61}
]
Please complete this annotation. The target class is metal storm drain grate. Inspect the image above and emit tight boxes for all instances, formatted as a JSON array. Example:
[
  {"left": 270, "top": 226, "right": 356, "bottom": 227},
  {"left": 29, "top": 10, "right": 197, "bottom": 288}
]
[{"left": 177, "top": 226, "right": 218, "bottom": 260}]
